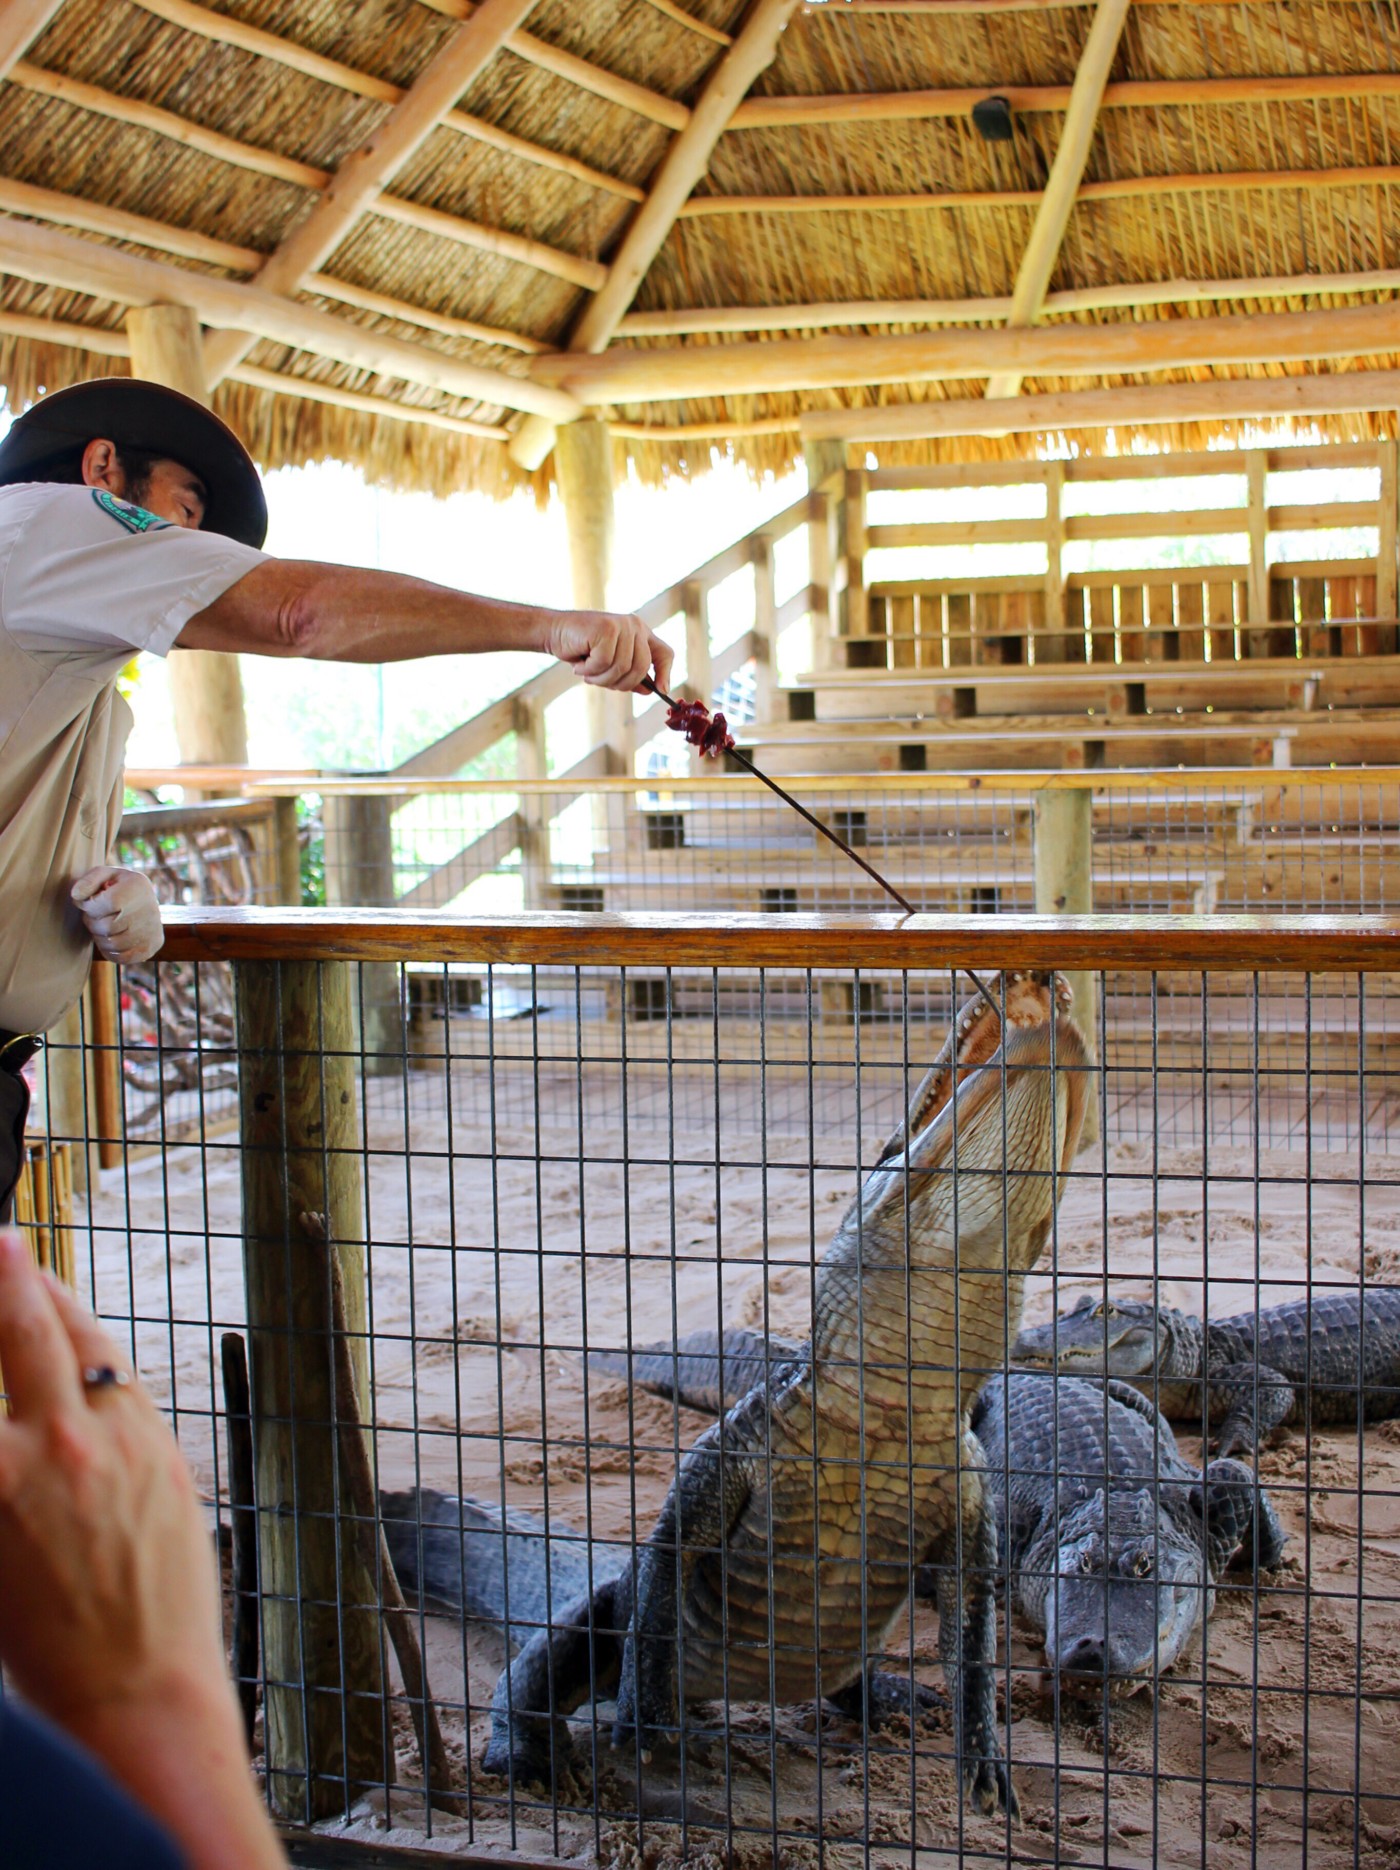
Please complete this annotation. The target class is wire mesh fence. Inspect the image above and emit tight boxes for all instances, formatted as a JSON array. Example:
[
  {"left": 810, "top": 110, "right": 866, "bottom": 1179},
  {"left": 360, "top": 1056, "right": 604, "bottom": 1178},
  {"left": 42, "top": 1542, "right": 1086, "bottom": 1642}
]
[{"left": 6, "top": 914, "right": 1398, "bottom": 1869}]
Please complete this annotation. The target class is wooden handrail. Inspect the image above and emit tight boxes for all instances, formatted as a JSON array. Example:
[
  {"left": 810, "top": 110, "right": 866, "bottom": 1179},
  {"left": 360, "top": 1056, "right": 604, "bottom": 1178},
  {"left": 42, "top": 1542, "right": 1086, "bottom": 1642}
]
[
  {"left": 158, "top": 907, "right": 1400, "bottom": 971},
  {"left": 226, "top": 767, "right": 1400, "bottom": 797},
  {"left": 119, "top": 797, "right": 276, "bottom": 834}
]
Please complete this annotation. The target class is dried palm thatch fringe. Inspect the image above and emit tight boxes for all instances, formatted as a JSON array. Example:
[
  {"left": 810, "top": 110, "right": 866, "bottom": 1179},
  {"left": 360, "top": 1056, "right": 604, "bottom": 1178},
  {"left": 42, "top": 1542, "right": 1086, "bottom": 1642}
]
[{"left": 4, "top": 0, "right": 1400, "bottom": 495}]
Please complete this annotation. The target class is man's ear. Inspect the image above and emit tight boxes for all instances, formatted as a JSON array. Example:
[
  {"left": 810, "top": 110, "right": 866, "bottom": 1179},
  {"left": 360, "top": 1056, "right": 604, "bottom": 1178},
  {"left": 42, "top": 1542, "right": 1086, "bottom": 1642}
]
[{"left": 81, "top": 438, "right": 123, "bottom": 493}]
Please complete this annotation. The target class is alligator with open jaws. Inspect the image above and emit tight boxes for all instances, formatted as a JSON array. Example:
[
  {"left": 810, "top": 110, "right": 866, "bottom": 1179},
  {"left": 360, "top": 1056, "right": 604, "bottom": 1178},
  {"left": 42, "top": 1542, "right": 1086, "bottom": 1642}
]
[
  {"left": 591, "top": 1340, "right": 1287, "bottom": 1697},
  {"left": 973, "top": 1371, "right": 1286, "bottom": 1694},
  {"left": 390, "top": 970, "right": 1089, "bottom": 1817},
  {"left": 1012, "top": 1289, "right": 1400, "bottom": 1458}
]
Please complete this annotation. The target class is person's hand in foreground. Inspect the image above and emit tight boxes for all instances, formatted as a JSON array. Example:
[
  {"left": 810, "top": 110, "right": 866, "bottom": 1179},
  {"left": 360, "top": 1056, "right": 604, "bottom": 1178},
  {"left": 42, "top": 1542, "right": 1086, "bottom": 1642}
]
[
  {"left": 70, "top": 867, "right": 165, "bottom": 966},
  {"left": 0, "top": 1232, "right": 285, "bottom": 1870}
]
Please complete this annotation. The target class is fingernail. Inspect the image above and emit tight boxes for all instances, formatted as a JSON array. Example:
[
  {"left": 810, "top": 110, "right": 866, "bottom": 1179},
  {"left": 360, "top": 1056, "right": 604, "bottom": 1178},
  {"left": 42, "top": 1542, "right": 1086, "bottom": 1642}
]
[{"left": 0, "top": 1230, "right": 26, "bottom": 1267}]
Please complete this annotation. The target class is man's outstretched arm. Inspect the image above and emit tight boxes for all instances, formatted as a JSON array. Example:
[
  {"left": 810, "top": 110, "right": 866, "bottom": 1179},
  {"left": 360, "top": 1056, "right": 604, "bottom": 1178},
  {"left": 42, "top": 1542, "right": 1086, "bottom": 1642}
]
[{"left": 178, "top": 558, "right": 673, "bottom": 691}]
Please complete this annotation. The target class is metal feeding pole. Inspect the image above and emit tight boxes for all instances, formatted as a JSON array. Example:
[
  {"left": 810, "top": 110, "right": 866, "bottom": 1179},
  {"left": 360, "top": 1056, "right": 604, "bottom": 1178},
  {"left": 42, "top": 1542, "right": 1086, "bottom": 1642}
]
[
  {"left": 641, "top": 677, "right": 1005, "bottom": 1026},
  {"left": 642, "top": 676, "right": 917, "bottom": 915}
]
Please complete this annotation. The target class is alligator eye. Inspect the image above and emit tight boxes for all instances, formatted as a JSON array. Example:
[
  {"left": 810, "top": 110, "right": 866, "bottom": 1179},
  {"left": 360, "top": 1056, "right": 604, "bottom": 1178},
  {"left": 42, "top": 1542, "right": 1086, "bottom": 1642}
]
[
  {"left": 1092, "top": 1301, "right": 1107, "bottom": 1318},
  {"left": 1133, "top": 1553, "right": 1154, "bottom": 1578}
]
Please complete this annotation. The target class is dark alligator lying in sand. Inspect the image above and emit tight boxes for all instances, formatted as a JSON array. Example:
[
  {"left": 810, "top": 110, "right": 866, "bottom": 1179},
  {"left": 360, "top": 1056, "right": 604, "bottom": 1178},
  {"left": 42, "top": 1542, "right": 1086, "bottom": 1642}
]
[
  {"left": 973, "top": 1371, "right": 1286, "bottom": 1694},
  {"left": 388, "top": 969, "right": 1090, "bottom": 1818},
  {"left": 588, "top": 1337, "right": 1287, "bottom": 1698},
  {"left": 1013, "top": 1288, "right": 1400, "bottom": 1457}
]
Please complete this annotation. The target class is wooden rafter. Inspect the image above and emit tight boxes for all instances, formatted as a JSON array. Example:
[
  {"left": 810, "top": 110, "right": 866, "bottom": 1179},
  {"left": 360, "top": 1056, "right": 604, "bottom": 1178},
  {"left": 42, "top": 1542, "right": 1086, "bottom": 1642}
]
[
  {"left": 6, "top": 58, "right": 599, "bottom": 290},
  {"left": 618, "top": 268, "right": 1400, "bottom": 336},
  {"left": 0, "top": 0, "right": 65, "bottom": 82},
  {"left": 129, "top": 0, "right": 644, "bottom": 202},
  {"left": 729, "top": 70, "right": 1400, "bottom": 128},
  {"left": 527, "top": 298, "right": 1400, "bottom": 403},
  {"left": 509, "top": 0, "right": 802, "bottom": 470},
  {"left": 0, "top": 305, "right": 510, "bottom": 437},
  {"left": 0, "top": 175, "right": 546, "bottom": 353},
  {"left": 984, "top": 0, "right": 1131, "bottom": 399},
  {"left": 0, "top": 214, "right": 580, "bottom": 421},
  {"left": 673, "top": 166, "right": 1400, "bottom": 214},
  {"left": 797, "top": 370, "right": 1400, "bottom": 443}
]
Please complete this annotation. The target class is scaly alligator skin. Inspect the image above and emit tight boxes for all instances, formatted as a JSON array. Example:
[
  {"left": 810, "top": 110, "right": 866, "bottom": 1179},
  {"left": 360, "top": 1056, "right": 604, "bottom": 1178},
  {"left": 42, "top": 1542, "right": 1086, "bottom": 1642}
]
[
  {"left": 380, "top": 1489, "right": 625, "bottom": 1654},
  {"left": 1013, "top": 1289, "right": 1400, "bottom": 1457},
  {"left": 473, "top": 970, "right": 1089, "bottom": 1817},
  {"left": 600, "top": 1338, "right": 1287, "bottom": 1696},
  {"left": 972, "top": 1372, "right": 1286, "bottom": 1695}
]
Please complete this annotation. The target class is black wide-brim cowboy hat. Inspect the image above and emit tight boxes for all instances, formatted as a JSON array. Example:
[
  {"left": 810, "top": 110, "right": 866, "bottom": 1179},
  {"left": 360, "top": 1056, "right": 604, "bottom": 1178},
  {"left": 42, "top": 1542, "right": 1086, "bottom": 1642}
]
[{"left": 0, "top": 376, "right": 267, "bottom": 547}]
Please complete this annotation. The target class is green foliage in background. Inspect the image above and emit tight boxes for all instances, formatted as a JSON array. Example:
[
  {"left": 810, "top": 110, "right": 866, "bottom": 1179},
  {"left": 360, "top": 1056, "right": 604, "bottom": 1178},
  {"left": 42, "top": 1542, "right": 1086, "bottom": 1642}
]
[{"left": 299, "top": 795, "right": 326, "bottom": 907}]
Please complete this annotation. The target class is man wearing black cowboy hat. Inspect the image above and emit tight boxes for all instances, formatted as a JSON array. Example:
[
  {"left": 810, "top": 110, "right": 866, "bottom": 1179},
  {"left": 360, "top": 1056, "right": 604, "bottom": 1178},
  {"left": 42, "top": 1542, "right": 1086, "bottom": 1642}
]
[{"left": 0, "top": 375, "right": 674, "bottom": 1223}]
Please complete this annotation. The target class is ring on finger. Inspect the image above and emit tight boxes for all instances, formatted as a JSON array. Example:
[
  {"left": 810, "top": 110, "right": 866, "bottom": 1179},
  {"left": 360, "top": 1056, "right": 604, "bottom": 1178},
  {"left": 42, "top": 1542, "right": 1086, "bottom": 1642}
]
[{"left": 82, "top": 1364, "right": 132, "bottom": 1394}]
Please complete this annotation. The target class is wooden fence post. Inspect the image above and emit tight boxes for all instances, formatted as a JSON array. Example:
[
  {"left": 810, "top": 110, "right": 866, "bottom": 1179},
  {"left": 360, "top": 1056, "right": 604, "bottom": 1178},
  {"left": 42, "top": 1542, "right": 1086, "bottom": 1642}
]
[
  {"left": 807, "top": 488, "right": 837, "bottom": 671},
  {"left": 751, "top": 534, "right": 777, "bottom": 723},
  {"left": 274, "top": 794, "right": 303, "bottom": 906},
  {"left": 1379, "top": 439, "right": 1398, "bottom": 653},
  {"left": 235, "top": 958, "right": 387, "bottom": 1820},
  {"left": 1033, "top": 786, "right": 1099, "bottom": 1149},
  {"left": 843, "top": 465, "right": 869, "bottom": 640},
  {"left": 683, "top": 579, "right": 712, "bottom": 776},
  {"left": 1042, "top": 460, "right": 1067, "bottom": 662},
  {"left": 88, "top": 962, "right": 123, "bottom": 1171},
  {"left": 1247, "top": 452, "right": 1270, "bottom": 647},
  {"left": 515, "top": 699, "right": 551, "bottom": 909},
  {"left": 323, "top": 790, "right": 406, "bottom": 1070}
]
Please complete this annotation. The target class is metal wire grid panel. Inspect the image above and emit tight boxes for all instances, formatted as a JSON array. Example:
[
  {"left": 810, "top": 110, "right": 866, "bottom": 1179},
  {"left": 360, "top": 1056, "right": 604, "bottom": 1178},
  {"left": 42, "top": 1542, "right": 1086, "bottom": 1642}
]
[
  {"left": 280, "top": 775, "right": 1400, "bottom": 922},
  {"left": 10, "top": 918, "right": 1400, "bottom": 1870}
]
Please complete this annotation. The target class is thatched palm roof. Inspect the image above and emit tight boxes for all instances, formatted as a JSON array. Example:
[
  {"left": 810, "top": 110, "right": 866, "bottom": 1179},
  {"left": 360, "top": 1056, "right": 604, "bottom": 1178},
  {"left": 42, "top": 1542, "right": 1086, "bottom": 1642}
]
[{"left": 1, "top": 0, "right": 1398, "bottom": 496}]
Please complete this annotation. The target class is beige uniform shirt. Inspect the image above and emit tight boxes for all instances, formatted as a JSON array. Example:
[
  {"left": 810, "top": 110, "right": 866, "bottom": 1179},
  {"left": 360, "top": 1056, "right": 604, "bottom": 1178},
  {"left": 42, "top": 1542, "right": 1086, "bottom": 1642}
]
[{"left": 0, "top": 482, "right": 266, "bottom": 1033}]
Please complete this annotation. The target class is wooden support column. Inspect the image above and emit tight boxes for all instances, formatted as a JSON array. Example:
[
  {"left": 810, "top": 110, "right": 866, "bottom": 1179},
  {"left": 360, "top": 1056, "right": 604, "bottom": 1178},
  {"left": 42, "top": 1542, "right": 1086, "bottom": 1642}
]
[
  {"left": 751, "top": 534, "right": 777, "bottom": 722},
  {"left": 88, "top": 961, "right": 123, "bottom": 1171},
  {"left": 322, "top": 791, "right": 406, "bottom": 1070},
  {"left": 556, "top": 416, "right": 629, "bottom": 779},
  {"left": 235, "top": 958, "right": 386, "bottom": 1819},
  {"left": 126, "top": 303, "right": 249, "bottom": 768},
  {"left": 1247, "top": 452, "right": 1270, "bottom": 646},
  {"left": 1033, "top": 788, "right": 1098, "bottom": 1148}
]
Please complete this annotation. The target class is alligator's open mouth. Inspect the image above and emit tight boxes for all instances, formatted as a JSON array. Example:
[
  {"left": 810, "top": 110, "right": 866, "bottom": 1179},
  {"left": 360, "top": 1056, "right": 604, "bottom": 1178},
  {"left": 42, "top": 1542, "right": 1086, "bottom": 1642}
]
[{"left": 906, "top": 969, "right": 1071, "bottom": 1144}]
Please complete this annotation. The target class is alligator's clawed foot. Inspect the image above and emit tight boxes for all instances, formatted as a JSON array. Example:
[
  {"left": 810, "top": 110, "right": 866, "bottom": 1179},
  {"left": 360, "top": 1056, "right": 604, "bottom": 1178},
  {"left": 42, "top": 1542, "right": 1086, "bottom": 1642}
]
[
  {"left": 481, "top": 1719, "right": 575, "bottom": 1793},
  {"left": 826, "top": 1668, "right": 948, "bottom": 1730},
  {"left": 964, "top": 1753, "right": 1019, "bottom": 1823}
]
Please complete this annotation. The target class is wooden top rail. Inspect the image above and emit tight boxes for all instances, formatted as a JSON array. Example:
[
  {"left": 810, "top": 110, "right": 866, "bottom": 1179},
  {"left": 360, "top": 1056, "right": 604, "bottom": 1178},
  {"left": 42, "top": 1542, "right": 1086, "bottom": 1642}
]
[
  {"left": 158, "top": 907, "right": 1400, "bottom": 972},
  {"left": 126, "top": 766, "right": 1400, "bottom": 799},
  {"left": 119, "top": 796, "right": 276, "bottom": 835}
]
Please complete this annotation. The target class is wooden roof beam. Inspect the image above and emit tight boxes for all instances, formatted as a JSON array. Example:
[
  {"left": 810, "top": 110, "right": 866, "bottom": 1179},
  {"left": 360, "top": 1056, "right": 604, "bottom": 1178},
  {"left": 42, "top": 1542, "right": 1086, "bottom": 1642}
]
[
  {"left": 510, "top": 0, "right": 802, "bottom": 471},
  {"left": 729, "top": 70, "right": 1400, "bottom": 127},
  {"left": 619, "top": 267, "right": 1400, "bottom": 336},
  {"left": 129, "top": 0, "right": 644, "bottom": 201},
  {"left": 527, "top": 299, "right": 1400, "bottom": 403},
  {"left": 202, "top": 0, "right": 539, "bottom": 389},
  {"left": 0, "top": 174, "right": 546, "bottom": 353},
  {"left": 672, "top": 166, "right": 1400, "bottom": 212},
  {"left": 0, "top": 214, "right": 580, "bottom": 421},
  {"left": 797, "top": 370, "right": 1400, "bottom": 444},
  {"left": 0, "top": 0, "right": 65, "bottom": 82},
  {"left": 0, "top": 306, "right": 510, "bottom": 437},
  {"left": 985, "top": 0, "right": 1131, "bottom": 400},
  {"left": 6, "top": 59, "right": 601, "bottom": 290}
]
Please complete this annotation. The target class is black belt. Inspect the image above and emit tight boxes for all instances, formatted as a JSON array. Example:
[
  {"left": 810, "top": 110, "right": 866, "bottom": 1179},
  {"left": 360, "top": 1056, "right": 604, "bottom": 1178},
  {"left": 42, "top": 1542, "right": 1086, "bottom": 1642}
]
[{"left": 0, "top": 1030, "right": 43, "bottom": 1074}]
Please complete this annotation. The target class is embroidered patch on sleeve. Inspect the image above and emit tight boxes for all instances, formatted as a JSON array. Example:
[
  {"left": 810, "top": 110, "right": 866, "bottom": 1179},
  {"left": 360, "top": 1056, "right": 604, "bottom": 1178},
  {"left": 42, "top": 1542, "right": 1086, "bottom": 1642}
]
[{"left": 92, "top": 489, "right": 173, "bottom": 534}]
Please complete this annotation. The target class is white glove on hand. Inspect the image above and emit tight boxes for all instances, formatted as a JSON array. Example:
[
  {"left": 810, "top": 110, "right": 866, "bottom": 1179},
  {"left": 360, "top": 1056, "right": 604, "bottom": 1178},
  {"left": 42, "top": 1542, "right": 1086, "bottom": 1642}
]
[{"left": 71, "top": 867, "right": 165, "bottom": 966}]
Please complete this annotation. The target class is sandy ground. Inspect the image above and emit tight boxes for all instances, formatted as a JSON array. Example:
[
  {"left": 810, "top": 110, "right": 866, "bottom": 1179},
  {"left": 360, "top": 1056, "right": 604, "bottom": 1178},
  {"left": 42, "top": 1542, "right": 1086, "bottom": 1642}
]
[{"left": 80, "top": 1081, "right": 1400, "bottom": 1869}]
